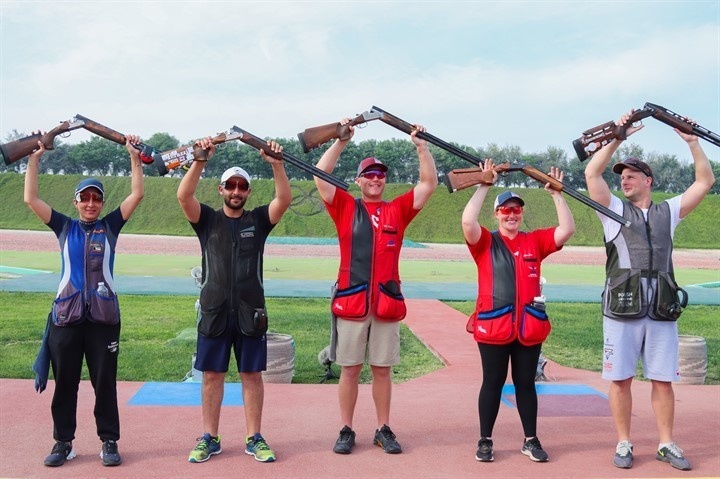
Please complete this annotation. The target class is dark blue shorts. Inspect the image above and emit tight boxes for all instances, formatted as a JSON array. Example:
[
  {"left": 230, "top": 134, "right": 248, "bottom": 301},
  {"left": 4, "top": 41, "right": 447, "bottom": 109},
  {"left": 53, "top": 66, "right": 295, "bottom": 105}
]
[{"left": 195, "top": 327, "right": 267, "bottom": 373}]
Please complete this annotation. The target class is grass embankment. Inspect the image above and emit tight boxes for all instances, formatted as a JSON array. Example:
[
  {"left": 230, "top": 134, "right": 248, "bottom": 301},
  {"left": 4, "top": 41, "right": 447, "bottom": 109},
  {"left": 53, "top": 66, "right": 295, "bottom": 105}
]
[{"left": 1, "top": 172, "right": 719, "bottom": 248}]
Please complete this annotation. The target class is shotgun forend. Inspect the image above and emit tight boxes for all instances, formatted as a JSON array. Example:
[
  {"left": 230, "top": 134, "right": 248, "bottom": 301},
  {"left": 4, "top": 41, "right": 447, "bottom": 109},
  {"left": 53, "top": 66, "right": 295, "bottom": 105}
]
[{"left": 232, "top": 126, "right": 350, "bottom": 191}]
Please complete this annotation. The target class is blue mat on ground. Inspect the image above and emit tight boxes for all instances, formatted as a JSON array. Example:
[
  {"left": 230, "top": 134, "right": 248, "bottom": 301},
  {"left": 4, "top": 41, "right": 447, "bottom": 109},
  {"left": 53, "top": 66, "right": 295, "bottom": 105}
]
[
  {"left": 128, "top": 382, "right": 244, "bottom": 406},
  {"left": 501, "top": 383, "right": 610, "bottom": 417}
]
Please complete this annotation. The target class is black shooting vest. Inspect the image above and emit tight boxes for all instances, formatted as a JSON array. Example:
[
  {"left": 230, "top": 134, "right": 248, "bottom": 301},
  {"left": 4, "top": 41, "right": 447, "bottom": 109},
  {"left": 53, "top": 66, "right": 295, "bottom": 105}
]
[{"left": 602, "top": 200, "right": 678, "bottom": 320}]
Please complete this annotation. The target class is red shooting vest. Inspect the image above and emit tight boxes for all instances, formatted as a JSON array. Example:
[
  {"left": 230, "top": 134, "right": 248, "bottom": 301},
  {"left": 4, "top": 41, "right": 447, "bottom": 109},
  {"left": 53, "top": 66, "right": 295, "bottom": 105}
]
[
  {"left": 467, "top": 229, "right": 556, "bottom": 346},
  {"left": 331, "top": 198, "right": 407, "bottom": 321}
]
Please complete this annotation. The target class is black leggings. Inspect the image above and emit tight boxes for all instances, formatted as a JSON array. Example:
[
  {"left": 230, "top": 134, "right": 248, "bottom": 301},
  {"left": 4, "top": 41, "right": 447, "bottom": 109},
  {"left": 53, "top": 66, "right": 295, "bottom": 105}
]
[{"left": 477, "top": 340, "right": 541, "bottom": 438}]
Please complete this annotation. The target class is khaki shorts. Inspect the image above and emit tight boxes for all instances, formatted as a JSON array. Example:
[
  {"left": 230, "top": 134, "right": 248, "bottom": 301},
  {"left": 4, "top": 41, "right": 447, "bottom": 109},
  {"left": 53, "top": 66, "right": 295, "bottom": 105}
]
[{"left": 335, "top": 313, "right": 400, "bottom": 367}]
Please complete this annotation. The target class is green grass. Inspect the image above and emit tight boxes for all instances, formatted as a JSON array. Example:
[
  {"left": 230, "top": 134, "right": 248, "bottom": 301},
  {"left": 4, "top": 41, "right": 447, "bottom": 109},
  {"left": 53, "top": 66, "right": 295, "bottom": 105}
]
[
  {"left": 0, "top": 292, "right": 444, "bottom": 384},
  {"left": 446, "top": 301, "right": 719, "bottom": 385},
  {"left": 1, "top": 250, "right": 718, "bottom": 287},
  {"left": 3, "top": 291, "right": 716, "bottom": 385}
]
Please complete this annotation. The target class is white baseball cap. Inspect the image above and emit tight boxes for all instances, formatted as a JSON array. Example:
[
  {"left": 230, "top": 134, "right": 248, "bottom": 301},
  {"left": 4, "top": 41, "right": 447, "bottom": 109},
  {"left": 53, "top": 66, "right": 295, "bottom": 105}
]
[{"left": 220, "top": 167, "right": 251, "bottom": 185}]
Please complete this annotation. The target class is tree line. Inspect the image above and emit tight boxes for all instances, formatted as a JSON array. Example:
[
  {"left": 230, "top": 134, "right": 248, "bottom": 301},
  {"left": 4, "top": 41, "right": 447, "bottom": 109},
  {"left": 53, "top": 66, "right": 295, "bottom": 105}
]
[{"left": 2, "top": 130, "right": 718, "bottom": 194}]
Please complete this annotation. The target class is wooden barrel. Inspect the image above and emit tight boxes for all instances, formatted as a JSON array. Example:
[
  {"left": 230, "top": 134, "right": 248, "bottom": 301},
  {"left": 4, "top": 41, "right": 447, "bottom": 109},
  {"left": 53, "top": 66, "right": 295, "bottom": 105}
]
[
  {"left": 263, "top": 333, "right": 295, "bottom": 384},
  {"left": 677, "top": 335, "right": 707, "bottom": 385}
]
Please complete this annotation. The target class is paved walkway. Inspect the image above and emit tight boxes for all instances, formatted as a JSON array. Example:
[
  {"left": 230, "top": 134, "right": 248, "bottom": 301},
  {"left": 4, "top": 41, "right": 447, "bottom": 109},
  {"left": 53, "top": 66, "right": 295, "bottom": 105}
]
[{"left": 1, "top": 299, "right": 718, "bottom": 479}]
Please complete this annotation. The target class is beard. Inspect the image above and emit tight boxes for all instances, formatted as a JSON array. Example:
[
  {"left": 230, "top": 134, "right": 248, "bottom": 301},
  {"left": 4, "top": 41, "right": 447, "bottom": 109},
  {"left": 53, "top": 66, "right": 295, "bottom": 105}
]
[{"left": 224, "top": 195, "right": 247, "bottom": 210}]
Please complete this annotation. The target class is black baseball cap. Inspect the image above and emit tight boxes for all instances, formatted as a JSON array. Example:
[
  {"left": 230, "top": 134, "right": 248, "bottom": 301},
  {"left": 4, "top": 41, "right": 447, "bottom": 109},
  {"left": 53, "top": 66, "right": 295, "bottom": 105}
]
[{"left": 612, "top": 157, "right": 653, "bottom": 178}]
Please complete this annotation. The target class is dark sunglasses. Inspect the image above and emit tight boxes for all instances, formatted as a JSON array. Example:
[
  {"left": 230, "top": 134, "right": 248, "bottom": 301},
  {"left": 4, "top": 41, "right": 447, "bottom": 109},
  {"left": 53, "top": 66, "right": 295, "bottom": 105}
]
[
  {"left": 222, "top": 179, "right": 249, "bottom": 192},
  {"left": 75, "top": 192, "right": 104, "bottom": 203},
  {"left": 360, "top": 170, "right": 386, "bottom": 180},
  {"left": 496, "top": 205, "right": 523, "bottom": 215}
]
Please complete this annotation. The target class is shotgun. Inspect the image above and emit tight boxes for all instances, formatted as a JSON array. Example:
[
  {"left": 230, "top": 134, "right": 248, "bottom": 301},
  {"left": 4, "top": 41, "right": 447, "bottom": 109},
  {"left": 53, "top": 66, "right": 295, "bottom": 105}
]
[
  {"left": 152, "top": 128, "right": 243, "bottom": 176},
  {"left": 230, "top": 126, "right": 349, "bottom": 191},
  {"left": 297, "top": 110, "right": 383, "bottom": 153},
  {"left": 573, "top": 102, "right": 720, "bottom": 161},
  {"left": 444, "top": 161, "right": 631, "bottom": 227},
  {"left": 1, "top": 117, "right": 86, "bottom": 165},
  {"left": 297, "top": 106, "right": 484, "bottom": 167}
]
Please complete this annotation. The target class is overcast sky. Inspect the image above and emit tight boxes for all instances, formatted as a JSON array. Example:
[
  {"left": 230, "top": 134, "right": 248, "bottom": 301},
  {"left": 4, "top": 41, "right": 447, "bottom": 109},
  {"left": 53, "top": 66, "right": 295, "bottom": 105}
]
[{"left": 1, "top": 1, "right": 718, "bottom": 164}]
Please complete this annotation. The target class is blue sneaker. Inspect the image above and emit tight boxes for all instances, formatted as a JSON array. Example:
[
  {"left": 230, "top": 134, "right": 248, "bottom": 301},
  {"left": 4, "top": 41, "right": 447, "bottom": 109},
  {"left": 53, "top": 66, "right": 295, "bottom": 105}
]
[
  {"left": 613, "top": 440, "right": 633, "bottom": 469},
  {"left": 656, "top": 443, "right": 691, "bottom": 471},
  {"left": 188, "top": 433, "right": 222, "bottom": 463}
]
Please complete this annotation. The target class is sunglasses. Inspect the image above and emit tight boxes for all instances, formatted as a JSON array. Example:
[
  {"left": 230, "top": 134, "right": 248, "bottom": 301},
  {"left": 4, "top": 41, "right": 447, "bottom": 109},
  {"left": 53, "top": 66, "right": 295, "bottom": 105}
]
[
  {"left": 496, "top": 205, "right": 523, "bottom": 215},
  {"left": 75, "top": 192, "right": 104, "bottom": 203},
  {"left": 360, "top": 170, "right": 386, "bottom": 180},
  {"left": 222, "top": 179, "right": 249, "bottom": 192}
]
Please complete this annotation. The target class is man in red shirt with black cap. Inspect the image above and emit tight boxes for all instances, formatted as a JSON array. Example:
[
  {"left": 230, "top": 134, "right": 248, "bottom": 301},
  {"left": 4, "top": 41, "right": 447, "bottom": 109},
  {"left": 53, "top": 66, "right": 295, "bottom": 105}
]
[{"left": 314, "top": 118, "right": 437, "bottom": 455}]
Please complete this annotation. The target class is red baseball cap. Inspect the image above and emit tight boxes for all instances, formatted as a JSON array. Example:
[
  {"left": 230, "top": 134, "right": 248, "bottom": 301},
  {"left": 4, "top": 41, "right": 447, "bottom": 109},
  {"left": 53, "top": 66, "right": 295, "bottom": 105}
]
[{"left": 357, "top": 157, "right": 388, "bottom": 176}]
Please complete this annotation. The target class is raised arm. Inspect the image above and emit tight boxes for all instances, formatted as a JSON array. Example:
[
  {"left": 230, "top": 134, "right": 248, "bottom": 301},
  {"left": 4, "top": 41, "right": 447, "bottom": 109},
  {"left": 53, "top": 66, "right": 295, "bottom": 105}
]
[
  {"left": 314, "top": 119, "right": 354, "bottom": 204},
  {"left": 23, "top": 136, "right": 52, "bottom": 224},
  {"left": 584, "top": 109, "right": 643, "bottom": 207},
  {"left": 119, "top": 134, "right": 145, "bottom": 221},
  {"left": 461, "top": 159, "right": 496, "bottom": 245},
  {"left": 410, "top": 125, "right": 438, "bottom": 210},
  {"left": 261, "top": 140, "right": 292, "bottom": 225},
  {"left": 677, "top": 129, "right": 716, "bottom": 218},
  {"left": 177, "top": 137, "right": 215, "bottom": 223},
  {"left": 546, "top": 167, "right": 576, "bottom": 246}
]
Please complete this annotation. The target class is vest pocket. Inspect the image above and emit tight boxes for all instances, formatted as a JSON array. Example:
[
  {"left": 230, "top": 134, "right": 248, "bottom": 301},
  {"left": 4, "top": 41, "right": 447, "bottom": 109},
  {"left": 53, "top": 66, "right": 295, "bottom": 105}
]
[
  {"left": 52, "top": 290, "right": 84, "bottom": 326},
  {"left": 604, "top": 269, "right": 642, "bottom": 318},
  {"left": 198, "top": 300, "right": 228, "bottom": 337},
  {"left": 651, "top": 271, "right": 688, "bottom": 321},
  {"left": 472, "top": 305, "right": 514, "bottom": 344},
  {"left": 518, "top": 304, "right": 551, "bottom": 346},
  {"left": 236, "top": 300, "right": 268, "bottom": 337},
  {"left": 88, "top": 287, "right": 120, "bottom": 325},
  {"left": 332, "top": 282, "right": 370, "bottom": 320},
  {"left": 375, "top": 281, "right": 407, "bottom": 321}
]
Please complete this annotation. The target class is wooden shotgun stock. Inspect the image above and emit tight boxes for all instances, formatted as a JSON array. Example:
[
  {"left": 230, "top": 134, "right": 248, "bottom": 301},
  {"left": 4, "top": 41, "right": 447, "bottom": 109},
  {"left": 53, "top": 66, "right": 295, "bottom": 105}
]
[
  {"left": 573, "top": 102, "right": 720, "bottom": 162},
  {"left": 231, "top": 126, "right": 349, "bottom": 191},
  {"left": 297, "top": 110, "right": 383, "bottom": 153},
  {"left": 445, "top": 161, "right": 631, "bottom": 227},
  {"left": 444, "top": 166, "right": 494, "bottom": 192},
  {"left": 152, "top": 129, "right": 243, "bottom": 176},
  {"left": 572, "top": 108, "right": 655, "bottom": 162},
  {"left": 0, "top": 117, "right": 86, "bottom": 165}
]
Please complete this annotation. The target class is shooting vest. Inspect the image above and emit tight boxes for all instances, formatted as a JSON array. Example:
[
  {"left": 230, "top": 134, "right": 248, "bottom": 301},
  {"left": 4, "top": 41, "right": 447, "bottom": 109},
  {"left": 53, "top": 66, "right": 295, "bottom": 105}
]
[
  {"left": 602, "top": 201, "right": 680, "bottom": 321},
  {"left": 331, "top": 199, "right": 406, "bottom": 321},
  {"left": 197, "top": 208, "right": 268, "bottom": 337},
  {"left": 469, "top": 231, "right": 550, "bottom": 346},
  {"left": 51, "top": 219, "right": 120, "bottom": 326}
]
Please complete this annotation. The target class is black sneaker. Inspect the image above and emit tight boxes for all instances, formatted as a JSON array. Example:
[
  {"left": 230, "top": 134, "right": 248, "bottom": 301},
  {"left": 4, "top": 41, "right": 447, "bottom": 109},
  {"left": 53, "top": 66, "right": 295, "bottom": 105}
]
[
  {"left": 521, "top": 437, "right": 549, "bottom": 462},
  {"left": 475, "top": 437, "right": 494, "bottom": 462},
  {"left": 333, "top": 426, "right": 356, "bottom": 454},
  {"left": 374, "top": 424, "right": 402, "bottom": 454},
  {"left": 44, "top": 441, "right": 75, "bottom": 467},
  {"left": 100, "top": 440, "right": 122, "bottom": 466}
]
